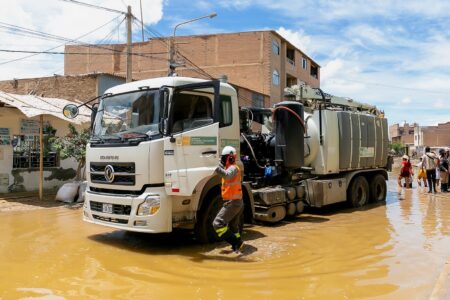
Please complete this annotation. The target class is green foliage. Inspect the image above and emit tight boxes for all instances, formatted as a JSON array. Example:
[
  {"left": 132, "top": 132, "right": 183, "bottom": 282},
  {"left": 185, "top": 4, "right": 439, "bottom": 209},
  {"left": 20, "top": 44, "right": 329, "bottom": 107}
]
[
  {"left": 50, "top": 124, "right": 90, "bottom": 180},
  {"left": 390, "top": 142, "right": 405, "bottom": 154}
]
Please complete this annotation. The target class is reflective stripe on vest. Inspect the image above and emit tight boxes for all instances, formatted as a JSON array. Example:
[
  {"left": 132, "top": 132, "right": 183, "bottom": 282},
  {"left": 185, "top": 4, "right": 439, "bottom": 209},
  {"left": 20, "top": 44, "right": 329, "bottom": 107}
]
[{"left": 221, "top": 165, "right": 242, "bottom": 201}]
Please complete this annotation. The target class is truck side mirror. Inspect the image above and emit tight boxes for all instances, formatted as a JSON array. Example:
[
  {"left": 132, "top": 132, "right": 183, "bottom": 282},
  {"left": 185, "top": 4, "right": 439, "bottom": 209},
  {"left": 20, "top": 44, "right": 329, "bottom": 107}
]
[
  {"left": 63, "top": 104, "right": 79, "bottom": 119},
  {"left": 90, "top": 106, "right": 98, "bottom": 130}
]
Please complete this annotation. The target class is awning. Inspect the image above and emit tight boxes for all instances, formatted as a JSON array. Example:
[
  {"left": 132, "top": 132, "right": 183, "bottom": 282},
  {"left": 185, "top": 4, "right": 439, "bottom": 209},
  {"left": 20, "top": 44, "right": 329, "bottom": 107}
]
[{"left": 0, "top": 91, "right": 91, "bottom": 124}]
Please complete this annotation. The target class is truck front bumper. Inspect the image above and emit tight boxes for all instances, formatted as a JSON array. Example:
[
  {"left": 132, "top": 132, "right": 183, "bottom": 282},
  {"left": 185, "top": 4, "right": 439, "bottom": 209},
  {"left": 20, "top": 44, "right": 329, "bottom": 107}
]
[{"left": 83, "top": 186, "right": 172, "bottom": 233}]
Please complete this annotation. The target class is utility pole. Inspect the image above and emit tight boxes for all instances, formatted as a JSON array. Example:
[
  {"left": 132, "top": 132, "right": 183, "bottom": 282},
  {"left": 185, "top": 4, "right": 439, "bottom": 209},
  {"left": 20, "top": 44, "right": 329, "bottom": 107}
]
[
  {"left": 168, "top": 35, "right": 175, "bottom": 76},
  {"left": 140, "top": 0, "right": 145, "bottom": 42},
  {"left": 126, "top": 5, "right": 132, "bottom": 82}
]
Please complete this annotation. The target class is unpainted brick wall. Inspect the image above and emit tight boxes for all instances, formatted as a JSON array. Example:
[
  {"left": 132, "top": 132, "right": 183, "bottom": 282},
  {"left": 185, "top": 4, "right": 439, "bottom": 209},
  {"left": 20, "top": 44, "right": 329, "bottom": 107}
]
[{"left": 0, "top": 75, "right": 98, "bottom": 101}]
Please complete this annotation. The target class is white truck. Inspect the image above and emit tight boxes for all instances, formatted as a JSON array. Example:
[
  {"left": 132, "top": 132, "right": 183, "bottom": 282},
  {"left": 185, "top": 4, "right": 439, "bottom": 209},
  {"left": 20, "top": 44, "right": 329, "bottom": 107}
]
[{"left": 63, "top": 76, "right": 390, "bottom": 243}]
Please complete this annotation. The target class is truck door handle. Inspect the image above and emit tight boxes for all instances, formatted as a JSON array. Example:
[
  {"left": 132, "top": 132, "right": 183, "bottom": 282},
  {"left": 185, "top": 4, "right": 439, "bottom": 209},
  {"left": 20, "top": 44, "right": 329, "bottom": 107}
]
[{"left": 202, "top": 150, "right": 217, "bottom": 155}]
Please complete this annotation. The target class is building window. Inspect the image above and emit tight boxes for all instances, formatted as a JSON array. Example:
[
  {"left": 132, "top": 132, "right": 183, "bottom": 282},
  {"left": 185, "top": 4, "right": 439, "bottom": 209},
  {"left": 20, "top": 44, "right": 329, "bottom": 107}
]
[
  {"left": 310, "top": 65, "right": 318, "bottom": 79},
  {"left": 286, "top": 75, "right": 297, "bottom": 88},
  {"left": 287, "top": 48, "right": 295, "bottom": 65},
  {"left": 272, "top": 40, "right": 280, "bottom": 55},
  {"left": 252, "top": 93, "right": 264, "bottom": 108},
  {"left": 302, "top": 57, "right": 307, "bottom": 70},
  {"left": 12, "top": 134, "right": 59, "bottom": 169},
  {"left": 272, "top": 70, "right": 280, "bottom": 86}
]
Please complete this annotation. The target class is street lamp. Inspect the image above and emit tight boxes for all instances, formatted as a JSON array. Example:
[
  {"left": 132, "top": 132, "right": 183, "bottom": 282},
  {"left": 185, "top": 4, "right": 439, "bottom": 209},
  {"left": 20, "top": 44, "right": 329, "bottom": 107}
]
[{"left": 169, "top": 12, "right": 217, "bottom": 76}]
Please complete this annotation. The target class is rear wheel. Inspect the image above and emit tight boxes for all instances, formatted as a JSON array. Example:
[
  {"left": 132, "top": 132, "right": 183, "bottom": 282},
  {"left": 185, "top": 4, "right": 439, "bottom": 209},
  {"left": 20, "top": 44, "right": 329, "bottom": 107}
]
[
  {"left": 369, "top": 174, "right": 387, "bottom": 202},
  {"left": 194, "top": 193, "right": 223, "bottom": 244},
  {"left": 347, "top": 176, "right": 369, "bottom": 208}
]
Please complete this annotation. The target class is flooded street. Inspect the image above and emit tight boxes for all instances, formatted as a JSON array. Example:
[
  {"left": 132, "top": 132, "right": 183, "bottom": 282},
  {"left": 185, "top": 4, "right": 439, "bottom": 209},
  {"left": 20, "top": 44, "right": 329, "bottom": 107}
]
[{"left": 1, "top": 174, "right": 449, "bottom": 299}]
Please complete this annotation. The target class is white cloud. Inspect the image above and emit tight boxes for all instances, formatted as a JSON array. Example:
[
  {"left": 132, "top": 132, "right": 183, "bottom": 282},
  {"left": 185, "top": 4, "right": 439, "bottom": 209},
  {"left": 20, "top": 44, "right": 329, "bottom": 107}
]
[
  {"left": 217, "top": 0, "right": 253, "bottom": 10},
  {"left": 0, "top": 0, "right": 164, "bottom": 80},
  {"left": 401, "top": 97, "right": 411, "bottom": 104},
  {"left": 433, "top": 99, "right": 446, "bottom": 109},
  {"left": 320, "top": 59, "right": 344, "bottom": 81},
  {"left": 276, "top": 27, "right": 312, "bottom": 54},
  {"left": 222, "top": 0, "right": 450, "bottom": 20},
  {"left": 345, "top": 24, "right": 389, "bottom": 46}
]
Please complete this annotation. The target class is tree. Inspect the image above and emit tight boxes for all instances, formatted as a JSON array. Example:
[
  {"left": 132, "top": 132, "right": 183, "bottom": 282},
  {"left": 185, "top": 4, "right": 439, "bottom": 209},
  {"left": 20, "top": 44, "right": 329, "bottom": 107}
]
[
  {"left": 390, "top": 142, "right": 405, "bottom": 155},
  {"left": 51, "top": 124, "right": 90, "bottom": 181}
]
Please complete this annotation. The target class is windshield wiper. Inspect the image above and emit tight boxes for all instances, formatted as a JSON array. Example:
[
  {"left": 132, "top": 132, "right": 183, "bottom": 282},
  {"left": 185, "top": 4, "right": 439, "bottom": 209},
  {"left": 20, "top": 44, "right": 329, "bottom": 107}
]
[
  {"left": 89, "top": 135, "right": 104, "bottom": 144},
  {"left": 119, "top": 131, "right": 150, "bottom": 141}
]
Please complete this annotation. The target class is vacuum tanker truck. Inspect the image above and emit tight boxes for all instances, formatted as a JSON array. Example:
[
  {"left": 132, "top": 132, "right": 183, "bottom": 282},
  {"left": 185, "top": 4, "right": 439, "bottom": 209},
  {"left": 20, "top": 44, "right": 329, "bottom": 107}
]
[{"left": 63, "top": 76, "right": 389, "bottom": 243}]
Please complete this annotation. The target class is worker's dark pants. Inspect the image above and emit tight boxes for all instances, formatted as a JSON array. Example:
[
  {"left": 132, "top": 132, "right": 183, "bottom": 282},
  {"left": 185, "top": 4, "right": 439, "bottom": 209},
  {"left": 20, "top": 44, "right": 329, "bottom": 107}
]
[
  {"left": 426, "top": 169, "right": 436, "bottom": 192},
  {"left": 213, "top": 199, "right": 243, "bottom": 238}
]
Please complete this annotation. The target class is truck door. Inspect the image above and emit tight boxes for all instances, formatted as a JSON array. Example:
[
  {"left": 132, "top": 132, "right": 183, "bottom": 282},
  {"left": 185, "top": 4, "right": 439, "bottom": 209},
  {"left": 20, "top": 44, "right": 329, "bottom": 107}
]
[{"left": 163, "top": 81, "right": 220, "bottom": 196}]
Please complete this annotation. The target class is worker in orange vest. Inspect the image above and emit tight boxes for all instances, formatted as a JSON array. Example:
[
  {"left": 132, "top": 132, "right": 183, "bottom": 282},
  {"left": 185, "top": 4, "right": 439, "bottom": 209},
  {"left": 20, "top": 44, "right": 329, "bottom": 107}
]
[{"left": 213, "top": 146, "right": 245, "bottom": 253}]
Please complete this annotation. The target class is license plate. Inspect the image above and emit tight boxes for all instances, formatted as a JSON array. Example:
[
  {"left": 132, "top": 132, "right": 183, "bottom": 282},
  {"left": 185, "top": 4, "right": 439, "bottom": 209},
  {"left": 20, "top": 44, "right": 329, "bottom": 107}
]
[{"left": 102, "top": 203, "right": 113, "bottom": 214}]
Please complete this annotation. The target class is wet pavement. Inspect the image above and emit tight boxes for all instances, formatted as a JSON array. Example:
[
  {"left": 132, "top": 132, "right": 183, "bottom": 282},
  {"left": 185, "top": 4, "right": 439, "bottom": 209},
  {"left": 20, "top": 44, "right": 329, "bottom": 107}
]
[{"left": 0, "top": 173, "right": 449, "bottom": 299}]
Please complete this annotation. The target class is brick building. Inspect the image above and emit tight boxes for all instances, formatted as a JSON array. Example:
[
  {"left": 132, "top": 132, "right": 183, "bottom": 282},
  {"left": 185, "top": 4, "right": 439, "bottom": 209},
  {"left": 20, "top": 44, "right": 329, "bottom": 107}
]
[
  {"left": 390, "top": 122, "right": 450, "bottom": 155},
  {"left": 0, "top": 73, "right": 125, "bottom": 101},
  {"left": 64, "top": 30, "right": 320, "bottom": 108},
  {"left": 389, "top": 123, "right": 417, "bottom": 145},
  {"left": 414, "top": 122, "right": 450, "bottom": 150}
]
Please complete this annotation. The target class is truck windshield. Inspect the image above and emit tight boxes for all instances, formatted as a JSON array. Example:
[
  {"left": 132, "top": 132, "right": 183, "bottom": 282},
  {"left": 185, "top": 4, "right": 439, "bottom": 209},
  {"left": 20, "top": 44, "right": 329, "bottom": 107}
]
[{"left": 92, "top": 90, "right": 162, "bottom": 140}]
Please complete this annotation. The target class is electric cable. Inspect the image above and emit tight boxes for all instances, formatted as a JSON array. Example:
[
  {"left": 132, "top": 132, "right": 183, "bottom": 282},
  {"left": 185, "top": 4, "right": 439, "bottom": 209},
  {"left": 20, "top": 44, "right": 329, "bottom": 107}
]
[
  {"left": 58, "top": 0, "right": 125, "bottom": 14},
  {"left": 0, "top": 15, "right": 121, "bottom": 66}
]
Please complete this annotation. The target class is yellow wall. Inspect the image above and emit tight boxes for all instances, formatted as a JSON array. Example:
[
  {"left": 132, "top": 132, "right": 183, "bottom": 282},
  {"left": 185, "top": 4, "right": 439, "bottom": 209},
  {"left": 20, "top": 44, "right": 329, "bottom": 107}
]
[{"left": 0, "top": 107, "right": 88, "bottom": 193}]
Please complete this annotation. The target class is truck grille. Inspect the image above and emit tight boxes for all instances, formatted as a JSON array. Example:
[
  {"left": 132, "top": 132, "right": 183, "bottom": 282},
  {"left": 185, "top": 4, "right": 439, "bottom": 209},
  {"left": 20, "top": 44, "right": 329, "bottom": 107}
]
[
  {"left": 90, "top": 201, "right": 132, "bottom": 215},
  {"left": 92, "top": 215, "right": 129, "bottom": 224},
  {"left": 90, "top": 162, "right": 136, "bottom": 185}
]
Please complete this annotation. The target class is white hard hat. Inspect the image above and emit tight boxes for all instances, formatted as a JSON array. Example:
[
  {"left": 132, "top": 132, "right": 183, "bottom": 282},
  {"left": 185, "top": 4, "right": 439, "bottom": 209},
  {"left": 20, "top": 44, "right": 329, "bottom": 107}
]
[
  {"left": 222, "top": 146, "right": 236, "bottom": 156},
  {"left": 402, "top": 154, "right": 409, "bottom": 160}
]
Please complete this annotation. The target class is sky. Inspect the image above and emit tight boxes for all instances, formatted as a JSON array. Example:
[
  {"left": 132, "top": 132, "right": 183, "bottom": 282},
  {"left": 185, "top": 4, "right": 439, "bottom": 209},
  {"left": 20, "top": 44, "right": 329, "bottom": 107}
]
[{"left": 1, "top": 0, "right": 450, "bottom": 126}]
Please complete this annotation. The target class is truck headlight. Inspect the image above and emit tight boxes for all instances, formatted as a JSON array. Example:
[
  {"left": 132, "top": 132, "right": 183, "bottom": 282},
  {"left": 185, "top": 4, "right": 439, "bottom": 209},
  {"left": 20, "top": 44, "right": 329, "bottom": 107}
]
[{"left": 137, "top": 195, "right": 160, "bottom": 216}]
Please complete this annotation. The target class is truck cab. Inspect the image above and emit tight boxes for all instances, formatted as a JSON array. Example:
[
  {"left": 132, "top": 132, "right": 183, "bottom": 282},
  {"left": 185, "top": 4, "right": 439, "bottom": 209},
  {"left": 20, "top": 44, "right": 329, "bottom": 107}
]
[{"left": 81, "top": 77, "right": 246, "bottom": 241}]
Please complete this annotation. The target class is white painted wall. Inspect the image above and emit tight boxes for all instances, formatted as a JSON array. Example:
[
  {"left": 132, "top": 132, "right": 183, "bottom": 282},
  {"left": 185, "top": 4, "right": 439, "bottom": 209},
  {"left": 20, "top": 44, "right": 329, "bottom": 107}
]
[{"left": 0, "top": 107, "right": 87, "bottom": 193}]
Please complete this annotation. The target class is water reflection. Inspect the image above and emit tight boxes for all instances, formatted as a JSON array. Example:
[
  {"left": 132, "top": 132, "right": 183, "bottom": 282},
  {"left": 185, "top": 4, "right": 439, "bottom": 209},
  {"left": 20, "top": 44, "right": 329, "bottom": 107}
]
[{"left": 0, "top": 170, "right": 449, "bottom": 299}]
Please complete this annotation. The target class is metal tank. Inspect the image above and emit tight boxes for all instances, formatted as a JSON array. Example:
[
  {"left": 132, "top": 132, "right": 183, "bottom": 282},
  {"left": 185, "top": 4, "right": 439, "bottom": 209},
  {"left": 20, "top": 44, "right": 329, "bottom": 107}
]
[
  {"left": 304, "top": 109, "right": 389, "bottom": 175},
  {"left": 274, "top": 101, "right": 305, "bottom": 169}
]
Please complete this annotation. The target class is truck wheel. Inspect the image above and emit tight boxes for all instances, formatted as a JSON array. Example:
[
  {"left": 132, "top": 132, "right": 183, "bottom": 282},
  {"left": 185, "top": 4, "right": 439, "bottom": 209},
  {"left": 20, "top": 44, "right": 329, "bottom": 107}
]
[
  {"left": 194, "top": 193, "right": 223, "bottom": 244},
  {"left": 347, "top": 176, "right": 369, "bottom": 208},
  {"left": 369, "top": 174, "right": 387, "bottom": 202}
]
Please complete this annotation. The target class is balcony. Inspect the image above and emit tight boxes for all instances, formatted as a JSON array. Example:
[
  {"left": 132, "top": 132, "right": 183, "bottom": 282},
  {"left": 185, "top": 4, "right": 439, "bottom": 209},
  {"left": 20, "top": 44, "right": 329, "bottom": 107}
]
[{"left": 286, "top": 48, "right": 295, "bottom": 70}]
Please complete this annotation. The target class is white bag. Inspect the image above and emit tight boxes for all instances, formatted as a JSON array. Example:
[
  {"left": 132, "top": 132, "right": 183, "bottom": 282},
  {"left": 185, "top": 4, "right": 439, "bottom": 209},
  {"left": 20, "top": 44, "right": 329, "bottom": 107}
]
[
  {"left": 76, "top": 181, "right": 87, "bottom": 203},
  {"left": 55, "top": 182, "right": 80, "bottom": 203}
]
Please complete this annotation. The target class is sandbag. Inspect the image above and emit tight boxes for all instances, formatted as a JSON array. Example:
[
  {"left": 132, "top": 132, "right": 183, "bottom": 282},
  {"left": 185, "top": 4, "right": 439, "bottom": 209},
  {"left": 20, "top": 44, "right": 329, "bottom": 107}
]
[
  {"left": 55, "top": 182, "right": 80, "bottom": 203},
  {"left": 76, "top": 181, "right": 87, "bottom": 203}
]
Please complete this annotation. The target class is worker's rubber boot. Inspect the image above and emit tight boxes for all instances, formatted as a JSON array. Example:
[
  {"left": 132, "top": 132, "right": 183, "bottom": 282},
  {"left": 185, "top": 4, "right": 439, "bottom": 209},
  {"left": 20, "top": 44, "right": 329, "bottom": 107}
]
[{"left": 221, "top": 229, "right": 240, "bottom": 250}]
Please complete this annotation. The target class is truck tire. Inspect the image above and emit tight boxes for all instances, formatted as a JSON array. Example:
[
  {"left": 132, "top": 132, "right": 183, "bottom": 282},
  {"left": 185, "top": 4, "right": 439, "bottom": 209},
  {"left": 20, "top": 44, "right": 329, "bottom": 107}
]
[
  {"left": 194, "top": 193, "right": 223, "bottom": 244},
  {"left": 369, "top": 174, "right": 387, "bottom": 202},
  {"left": 347, "top": 176, "right": 369, "bottom": 208}
]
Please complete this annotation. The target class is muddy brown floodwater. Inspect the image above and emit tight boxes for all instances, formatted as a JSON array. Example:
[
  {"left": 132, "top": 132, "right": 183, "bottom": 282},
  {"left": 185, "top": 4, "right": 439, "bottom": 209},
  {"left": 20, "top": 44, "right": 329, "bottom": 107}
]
[{"left": 1, "top": 172, "right": 449, "bottom": 299}]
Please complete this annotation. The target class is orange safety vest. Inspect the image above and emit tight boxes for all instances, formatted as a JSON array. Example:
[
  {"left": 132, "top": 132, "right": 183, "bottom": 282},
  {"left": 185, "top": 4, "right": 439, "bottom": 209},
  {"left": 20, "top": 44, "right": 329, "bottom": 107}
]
[{"left": 221, "top": 165, "right": 242, "bottom": 200}]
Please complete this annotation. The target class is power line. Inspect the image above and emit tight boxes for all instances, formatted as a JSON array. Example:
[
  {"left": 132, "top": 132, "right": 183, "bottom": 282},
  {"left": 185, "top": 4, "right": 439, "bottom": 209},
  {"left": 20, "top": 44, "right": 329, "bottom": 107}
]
[
  {"left": 135, "top": 18, "right": 216, "bottom": 79},
  {"left": 58, "top": 0, "right": 125, "bottom": 14},
  {"left": 0, "top": 16, "right": 122, "bottom": 66},
  {"left": 96, "top": 16, "right": 126, "bottom": 45},
  {"left": 0, "top": 19, "right": 170, "bottom": 67},
  {"left": 0, "top": 49, "right": 167, "bottom": 56}
]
